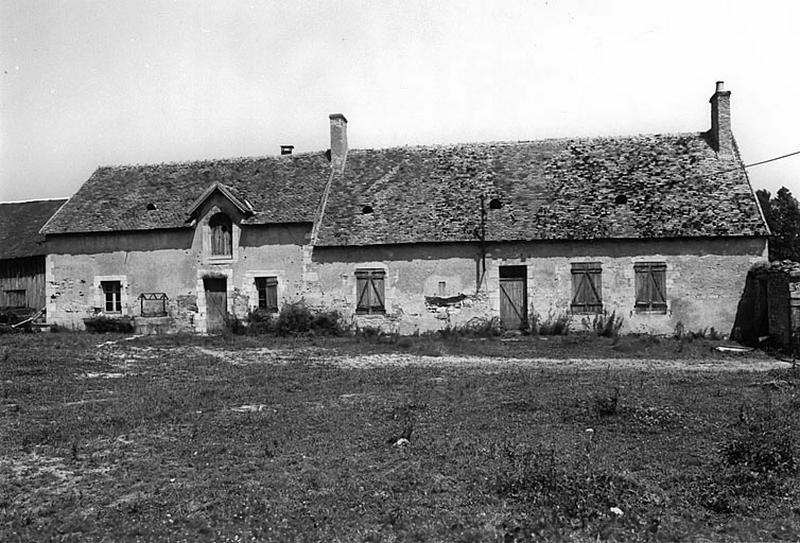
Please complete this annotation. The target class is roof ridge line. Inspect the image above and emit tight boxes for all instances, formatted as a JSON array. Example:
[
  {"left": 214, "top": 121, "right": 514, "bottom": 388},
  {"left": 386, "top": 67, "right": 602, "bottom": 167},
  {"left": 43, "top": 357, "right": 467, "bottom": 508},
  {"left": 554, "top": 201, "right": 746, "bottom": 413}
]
[
  {"left": 97, "top": 150, "right": 325, "bottom": 170},
  {"left": 0, "top": 197, "right": 69, "bottom": 204},
  {"left": 345, "top": 131, "right": 704, "bottom": 154},
  {"left": 89, "top": 131, "right": 705, "bottom": 170}
]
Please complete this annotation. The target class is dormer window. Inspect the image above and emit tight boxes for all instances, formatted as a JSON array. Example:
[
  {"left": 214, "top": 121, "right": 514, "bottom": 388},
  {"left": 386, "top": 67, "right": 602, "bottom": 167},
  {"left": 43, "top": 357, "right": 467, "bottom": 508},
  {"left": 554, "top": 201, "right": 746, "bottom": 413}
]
[{"left": 209, "top": 213, "right": 232, "bottom": 257}]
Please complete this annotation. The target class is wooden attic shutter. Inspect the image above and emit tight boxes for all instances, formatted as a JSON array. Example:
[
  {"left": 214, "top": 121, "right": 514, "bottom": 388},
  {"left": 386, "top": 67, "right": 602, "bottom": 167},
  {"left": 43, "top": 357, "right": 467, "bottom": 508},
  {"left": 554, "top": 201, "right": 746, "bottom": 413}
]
[
  {"left": 571, "top": 262, "right": 603, "bottom": 313},
  {"left": 355, "top": 269, "right": 385, "bottom": 314},
  {"left": 209, "top": 213, "right": 232, "bottom": 256},
  {"left": 634, "top": 262, "right": 667, "bottom": 312}
]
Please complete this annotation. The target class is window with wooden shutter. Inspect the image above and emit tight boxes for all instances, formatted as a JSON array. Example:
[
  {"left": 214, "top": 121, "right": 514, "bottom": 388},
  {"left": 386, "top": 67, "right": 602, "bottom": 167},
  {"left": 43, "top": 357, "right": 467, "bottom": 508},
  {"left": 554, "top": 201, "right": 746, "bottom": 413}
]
[
  {"left": 634, "top": 262, "right": 667, "bottom": 312},
  {"left": 4, "top": 290, "right": 26, "bottom": 308},
  {"left": 209, "top": 213, "right": 232, "bottom": 256},
  {"left": 571, "top": 262, "right": 603, "bottom": 313},
  {"left": 355, "top": 269, "right": 386, "bottom": 314},
  {"left": 255, "top": 277, "right": 279, "bottom": 313}
]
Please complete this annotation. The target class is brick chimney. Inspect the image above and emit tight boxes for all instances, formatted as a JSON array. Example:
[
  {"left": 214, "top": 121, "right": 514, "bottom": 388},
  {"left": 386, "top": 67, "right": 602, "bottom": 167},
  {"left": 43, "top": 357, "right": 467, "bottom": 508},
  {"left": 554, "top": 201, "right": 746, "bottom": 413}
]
[
  {"left": 329, "top": 113, "right": 348, "bottom": 172},
  {"left": 709, "top": 81, "right": 734, "bottom": 157}
]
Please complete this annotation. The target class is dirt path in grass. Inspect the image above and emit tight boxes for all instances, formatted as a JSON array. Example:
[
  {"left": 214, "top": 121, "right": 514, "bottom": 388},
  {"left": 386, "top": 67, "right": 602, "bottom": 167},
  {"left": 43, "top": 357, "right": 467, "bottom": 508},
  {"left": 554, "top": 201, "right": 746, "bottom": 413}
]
[{"left": 193, "top": 346, "right": 792, "bottom": 373}]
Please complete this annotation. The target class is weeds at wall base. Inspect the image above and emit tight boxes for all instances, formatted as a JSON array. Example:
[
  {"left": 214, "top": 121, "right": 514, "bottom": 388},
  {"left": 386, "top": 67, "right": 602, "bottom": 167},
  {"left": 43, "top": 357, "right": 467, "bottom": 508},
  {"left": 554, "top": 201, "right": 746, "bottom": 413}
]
[
  {"left": 83, "top": 316, "right": 134, "bottom": 333},
  {"left": 674, "top": 321, "right": 724, "bottom": 341},
  {"left": 530, "top": 311, "right": 571, "bottom": 336},
  {"left": 225, "top": 301, "right": 345, "bottom": 337}
]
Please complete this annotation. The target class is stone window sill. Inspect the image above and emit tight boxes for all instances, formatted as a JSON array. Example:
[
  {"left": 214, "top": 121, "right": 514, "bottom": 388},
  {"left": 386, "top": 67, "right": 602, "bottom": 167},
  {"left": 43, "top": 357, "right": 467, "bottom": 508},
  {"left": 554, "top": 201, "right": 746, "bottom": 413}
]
[
  {"left": 207, "top": 256, "right": 235, "bottom": 264},
  {"left": 633, "top": 307, "right": 668, "bottom": 315}
]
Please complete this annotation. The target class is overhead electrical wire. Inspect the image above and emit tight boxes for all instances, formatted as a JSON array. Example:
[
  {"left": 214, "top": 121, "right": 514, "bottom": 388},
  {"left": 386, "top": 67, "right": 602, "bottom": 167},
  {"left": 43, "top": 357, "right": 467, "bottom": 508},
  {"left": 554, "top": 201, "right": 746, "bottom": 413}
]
[
  {"left": 672, "top": 148, "right": 800, "bottom": 184},
  {"left": 744, "top": 149, "right": 800, "bottom": 169}
]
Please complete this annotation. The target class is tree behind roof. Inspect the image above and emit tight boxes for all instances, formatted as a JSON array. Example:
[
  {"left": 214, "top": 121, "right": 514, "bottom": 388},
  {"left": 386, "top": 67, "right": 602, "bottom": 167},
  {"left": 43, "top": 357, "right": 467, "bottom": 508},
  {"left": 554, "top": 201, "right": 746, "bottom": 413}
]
[{"left": 757, "top": 187, "right": 800, "bottom": 261}]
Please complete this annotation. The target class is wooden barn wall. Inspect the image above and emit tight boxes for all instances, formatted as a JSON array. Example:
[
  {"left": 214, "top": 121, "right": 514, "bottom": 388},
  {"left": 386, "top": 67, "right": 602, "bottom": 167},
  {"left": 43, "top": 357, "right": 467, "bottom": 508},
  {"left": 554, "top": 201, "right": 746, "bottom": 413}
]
[{"left": 0, "top": 256, "right": 46, "bottom": 309}]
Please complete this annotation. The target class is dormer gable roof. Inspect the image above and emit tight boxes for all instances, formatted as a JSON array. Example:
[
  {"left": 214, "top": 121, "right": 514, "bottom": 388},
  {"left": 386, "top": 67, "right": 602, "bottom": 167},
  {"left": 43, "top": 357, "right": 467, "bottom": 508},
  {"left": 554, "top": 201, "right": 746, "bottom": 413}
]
[{"left": 186, "top": 182, "right": 254, "bottom": 220}]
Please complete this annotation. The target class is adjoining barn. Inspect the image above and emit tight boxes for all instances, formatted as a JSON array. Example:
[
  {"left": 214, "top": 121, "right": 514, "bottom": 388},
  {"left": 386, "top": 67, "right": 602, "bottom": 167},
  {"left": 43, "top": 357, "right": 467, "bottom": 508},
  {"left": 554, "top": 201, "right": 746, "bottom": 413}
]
[
  {"left": 41, "top": 83, "right": 768, "bottom": 335},
  {"left": 0, "top": 199, "right": 67, "bottom": 323},
  {"left": 733, "top": 260, "right": 800, "bottom": 355}
]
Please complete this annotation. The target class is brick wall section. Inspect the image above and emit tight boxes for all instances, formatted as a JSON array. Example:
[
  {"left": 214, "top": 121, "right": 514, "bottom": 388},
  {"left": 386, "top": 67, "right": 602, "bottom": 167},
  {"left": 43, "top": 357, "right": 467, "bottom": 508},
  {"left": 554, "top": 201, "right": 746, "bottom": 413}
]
[{"left": 710, "top": 86, "right": 734, "bottom": 157}]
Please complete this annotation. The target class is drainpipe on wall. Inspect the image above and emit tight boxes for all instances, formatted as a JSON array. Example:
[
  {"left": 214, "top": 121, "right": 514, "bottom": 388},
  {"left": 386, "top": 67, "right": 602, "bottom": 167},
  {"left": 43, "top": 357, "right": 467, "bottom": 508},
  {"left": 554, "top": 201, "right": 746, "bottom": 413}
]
[{"left": 474, "top": 194, "right": 488, "bottom": 293}]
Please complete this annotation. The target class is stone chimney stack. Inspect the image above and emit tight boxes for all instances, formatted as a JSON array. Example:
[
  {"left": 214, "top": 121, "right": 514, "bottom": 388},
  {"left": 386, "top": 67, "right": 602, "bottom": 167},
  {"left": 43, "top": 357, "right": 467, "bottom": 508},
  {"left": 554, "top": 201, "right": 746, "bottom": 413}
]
[
  {"left": 329, "top": 113, "right": 348, "bottom": 172},
  {"left": 709, "top": 81, "right": 733, "bottom": 157}
]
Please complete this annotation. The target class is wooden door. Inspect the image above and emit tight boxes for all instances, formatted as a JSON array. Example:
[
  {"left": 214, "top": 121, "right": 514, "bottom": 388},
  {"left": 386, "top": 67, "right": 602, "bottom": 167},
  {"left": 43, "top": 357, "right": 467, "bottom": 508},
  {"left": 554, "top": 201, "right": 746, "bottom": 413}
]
[
  {"left": 204, "top": 278, "right": 227, "bottom": 333},
  {"left": 499, "top": 266, "right": 527, "bottom": 330}
]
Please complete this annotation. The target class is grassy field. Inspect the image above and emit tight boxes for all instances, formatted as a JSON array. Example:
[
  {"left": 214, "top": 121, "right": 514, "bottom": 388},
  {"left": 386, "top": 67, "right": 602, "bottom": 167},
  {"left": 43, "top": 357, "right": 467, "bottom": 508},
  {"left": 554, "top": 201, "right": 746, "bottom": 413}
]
[{"left": 1, "top": 332, "right": 799, "bottom": 542}]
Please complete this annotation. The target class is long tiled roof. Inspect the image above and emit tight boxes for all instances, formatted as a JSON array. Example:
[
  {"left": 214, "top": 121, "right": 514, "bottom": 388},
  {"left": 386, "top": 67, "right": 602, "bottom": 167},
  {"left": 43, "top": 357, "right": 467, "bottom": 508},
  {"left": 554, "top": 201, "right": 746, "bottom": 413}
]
[
  {"left": 41, "top": 153, "right": 331, "bottom": 234},
  {"left": 0, "top": 199, "right": 67, "bottom": 259},
  {"left": 42, "top": 131, "right": 768, "bottom": 244},
  {"left": 313, "top": 132, "right": 768, "bottom": 246}
]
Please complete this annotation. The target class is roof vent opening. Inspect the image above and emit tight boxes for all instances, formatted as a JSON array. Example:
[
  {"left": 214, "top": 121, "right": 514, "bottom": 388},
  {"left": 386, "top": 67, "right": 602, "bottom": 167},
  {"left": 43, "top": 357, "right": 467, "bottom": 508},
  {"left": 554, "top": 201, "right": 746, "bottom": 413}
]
[
  {"left": 325, "top": 149, "right": 332, "bottom": 162},
  {"left": 146, "top": 203, "right": 157, "bottom": 211},
  {"left": 280, "top": 145, "right": 294, "bottom": 155},
  {"left": 615, "top": 195, "right": 628, "bottom": 205},
  {"left": 488, "top": 198, "right": 502, "bottom": 210},
  {"left": 361, "top": 205, "right": 374, "bottom": 215}
]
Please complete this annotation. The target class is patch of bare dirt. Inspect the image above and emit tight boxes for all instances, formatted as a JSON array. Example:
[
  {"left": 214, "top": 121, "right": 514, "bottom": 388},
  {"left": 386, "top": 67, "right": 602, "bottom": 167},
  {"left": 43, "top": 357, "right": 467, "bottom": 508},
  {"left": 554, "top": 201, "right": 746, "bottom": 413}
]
[{"left": 189, "top": 347, "right": 790, "bottom": 372}]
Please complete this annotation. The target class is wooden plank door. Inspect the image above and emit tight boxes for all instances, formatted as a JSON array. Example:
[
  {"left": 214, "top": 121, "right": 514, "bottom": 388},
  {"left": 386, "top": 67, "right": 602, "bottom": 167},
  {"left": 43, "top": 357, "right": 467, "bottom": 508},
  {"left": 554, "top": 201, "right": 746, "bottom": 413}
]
[
  {"left": 204, "top": 278, "right": 227, "bottom": 333},
  {"left": 499, "top": 266, "right": 527, "bottom": 330}
]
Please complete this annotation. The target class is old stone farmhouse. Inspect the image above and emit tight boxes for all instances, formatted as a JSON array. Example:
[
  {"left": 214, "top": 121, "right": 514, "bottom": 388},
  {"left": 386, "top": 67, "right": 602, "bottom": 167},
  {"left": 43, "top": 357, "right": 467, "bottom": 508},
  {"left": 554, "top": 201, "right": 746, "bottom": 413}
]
[
  {"left": 41, "top": 82, "right": 768, "bottom": 334},
  {"left": 0, "top": 199, "right": 67, "bottom": 314}
]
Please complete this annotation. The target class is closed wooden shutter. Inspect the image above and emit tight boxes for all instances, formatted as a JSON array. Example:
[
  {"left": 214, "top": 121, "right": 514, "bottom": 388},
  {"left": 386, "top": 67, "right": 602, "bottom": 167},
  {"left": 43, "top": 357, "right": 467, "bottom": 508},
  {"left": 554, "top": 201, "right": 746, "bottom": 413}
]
[
  {"left": 356, "top": 269, "right": 386, "bottom": 314},
  {"left": 4, "top": 290, "right": 26, "bottom": 308},
  {"left": 571, "top": 263, "right": 602, "bottom": 313},
  {"left": 634, "top": 263, "right": 666, "bottom": 312},
  {"left": 255, "top": 277, "right": 279, "bottom": 312}
]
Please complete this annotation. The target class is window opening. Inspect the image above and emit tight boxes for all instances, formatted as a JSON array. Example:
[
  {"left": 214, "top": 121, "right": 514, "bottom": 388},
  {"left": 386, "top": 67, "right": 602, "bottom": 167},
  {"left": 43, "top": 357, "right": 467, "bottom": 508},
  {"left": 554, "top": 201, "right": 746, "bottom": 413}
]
[
  {"left": 571, "top": 263, "right": 603, "bottom": 313},
  {"left": 356, "top": 269, "right": 386, "bottom": 314},
  {"left": 255, "top": 277, "right": 279, "bottom": 313},
  {"left": 209, "top": 213, "right": 233, "bottom": 256},
  {"left": 4, "top": 289, "right": 25, "bottom": 308},
  {"left": 634, "top": 262, "right": 667, "bottom": 312},
  {"left": 101, "top": 281, "right": 122, "bottom": 313}
]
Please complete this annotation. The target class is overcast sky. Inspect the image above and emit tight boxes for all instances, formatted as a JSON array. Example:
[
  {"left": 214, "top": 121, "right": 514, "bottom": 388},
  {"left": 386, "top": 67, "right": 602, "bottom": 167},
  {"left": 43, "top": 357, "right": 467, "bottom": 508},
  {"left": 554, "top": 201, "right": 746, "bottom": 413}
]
[{"left": 2, "top": 0, "right": 799, "bottom": 202}]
